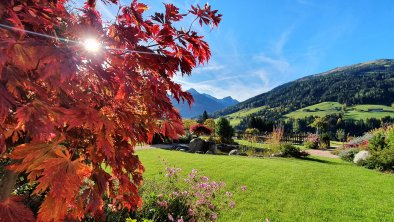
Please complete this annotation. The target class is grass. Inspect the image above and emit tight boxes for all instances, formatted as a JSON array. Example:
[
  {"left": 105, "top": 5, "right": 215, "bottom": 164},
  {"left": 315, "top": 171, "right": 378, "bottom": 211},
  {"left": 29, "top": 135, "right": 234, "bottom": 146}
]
[
  {"left": 234, "top": 139, "right": 269, "bottom": 149},
  {"left": 138, "top": 149, "right": 394, "bottom": 222},
  {"left": 218, "top": 106, "right": 266, "bottom": 126},
  {"left": 285, "top": 102, "right": 394, "bottom": 120}
]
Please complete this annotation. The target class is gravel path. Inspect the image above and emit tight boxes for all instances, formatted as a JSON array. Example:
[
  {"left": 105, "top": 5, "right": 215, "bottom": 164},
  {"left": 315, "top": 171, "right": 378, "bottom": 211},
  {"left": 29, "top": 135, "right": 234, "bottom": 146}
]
[
  {"left": 305, "top": 149, "right": 339, "bottom": 158},
  {"left": 134, "top": 144, "right": 171, "bottom": 150}
]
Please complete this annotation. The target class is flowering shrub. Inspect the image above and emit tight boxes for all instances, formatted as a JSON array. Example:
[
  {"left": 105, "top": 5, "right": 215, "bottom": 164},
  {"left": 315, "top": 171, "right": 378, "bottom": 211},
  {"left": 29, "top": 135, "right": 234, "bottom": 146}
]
[
  {"left": 304, "top": 134, "right": 319, "bottom": 149},
  {"left": 344, "top": 133, "right": 373, "bottom": 149},
  {"left": 137, "top": 165, "right": 246, "bottom": 221}
]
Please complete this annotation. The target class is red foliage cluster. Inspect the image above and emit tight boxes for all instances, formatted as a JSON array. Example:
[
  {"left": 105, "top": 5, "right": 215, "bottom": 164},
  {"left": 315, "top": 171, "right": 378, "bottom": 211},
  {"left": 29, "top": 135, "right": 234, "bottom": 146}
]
[
  {"left": 0, "top": 0, "right": 221, "bottom": 221},
  {"left": 190, "top": 124, "right": 213, "bottom": 136}
]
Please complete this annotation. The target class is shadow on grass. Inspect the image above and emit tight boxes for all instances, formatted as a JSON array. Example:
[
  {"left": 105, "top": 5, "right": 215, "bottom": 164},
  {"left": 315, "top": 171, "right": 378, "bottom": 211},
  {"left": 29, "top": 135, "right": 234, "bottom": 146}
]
[{"left": 301, "top": 157, "right": 346, "bottom": 165}]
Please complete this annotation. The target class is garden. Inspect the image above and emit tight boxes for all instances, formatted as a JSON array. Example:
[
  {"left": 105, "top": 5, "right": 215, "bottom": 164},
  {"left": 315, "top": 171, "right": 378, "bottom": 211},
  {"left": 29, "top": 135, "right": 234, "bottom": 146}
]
[{"left": 1, "top": 0, "right": 394, "bottom": 222}]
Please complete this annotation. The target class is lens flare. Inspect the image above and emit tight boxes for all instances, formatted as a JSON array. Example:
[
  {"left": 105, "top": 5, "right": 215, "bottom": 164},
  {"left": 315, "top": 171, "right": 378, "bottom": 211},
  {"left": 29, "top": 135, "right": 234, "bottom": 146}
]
[{"left": 83, "top": 38, "right": 101, "bottom": 53}]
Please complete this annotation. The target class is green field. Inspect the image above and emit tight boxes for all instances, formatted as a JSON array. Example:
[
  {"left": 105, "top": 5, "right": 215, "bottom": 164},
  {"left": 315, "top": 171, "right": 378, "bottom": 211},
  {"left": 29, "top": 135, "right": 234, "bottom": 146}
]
[
  {"left": 220, "top": 106, "right": 266, "bottom": 126},
  {"left": 285, "top": 102, "right": 394, "bottom": 120},
  {"left": 138, "top": 149, "right": 394, "bottom": 221}
]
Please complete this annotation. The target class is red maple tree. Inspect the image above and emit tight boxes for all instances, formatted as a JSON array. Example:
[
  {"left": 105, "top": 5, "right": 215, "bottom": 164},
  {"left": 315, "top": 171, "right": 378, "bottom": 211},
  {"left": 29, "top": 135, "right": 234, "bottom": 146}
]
[
  {"left": 0, "top": 0, "right": 221, "bottom": 221},
  {"left": 190, "top": 124, "right": 213, "bottom": 137}
]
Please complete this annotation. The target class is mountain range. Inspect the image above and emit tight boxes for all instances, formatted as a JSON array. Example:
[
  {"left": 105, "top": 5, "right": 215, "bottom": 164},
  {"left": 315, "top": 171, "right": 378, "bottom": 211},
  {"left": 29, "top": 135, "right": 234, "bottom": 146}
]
[
  {"left": 171, "top": 88, "right": 239, "bottom": 118},
  {"left": 212, "top": 59, "right": 394, "bottom": 119}
]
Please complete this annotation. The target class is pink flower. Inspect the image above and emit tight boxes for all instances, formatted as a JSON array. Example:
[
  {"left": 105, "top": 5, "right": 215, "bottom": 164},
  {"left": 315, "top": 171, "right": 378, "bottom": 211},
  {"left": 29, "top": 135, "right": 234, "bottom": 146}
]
[
  {"left": 177, "top": 217, "right": 184, "bottom": 222},
  {"left": 157, "top": 200, "right": 168, "bottom": 208},
  {"left": 188, "top": 208, "right": 195, "bottom": 216},
  {"left": 226, "top": 191, "right": 232, "bottom": 197},
  {"left": 201, "top": 176, "right": 209, "bottom": 181},
  {"left": 241, "top": 185, "right": 247, "bottom": 192},
  {"left": 229, "top": 201, "right": 235, "bottom": 209},
  {"left": 168, "top": 213, "right": 174, "bottom": 221},
  {"left": 210, "top": 213, "right": 217, "bottom": 221}
]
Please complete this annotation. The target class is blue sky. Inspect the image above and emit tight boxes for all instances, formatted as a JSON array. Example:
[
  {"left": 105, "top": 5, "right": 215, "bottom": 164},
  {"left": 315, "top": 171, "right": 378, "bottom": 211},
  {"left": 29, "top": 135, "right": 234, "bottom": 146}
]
[{"left": 88, "top": 0, "right": 394, "bottom": 101}]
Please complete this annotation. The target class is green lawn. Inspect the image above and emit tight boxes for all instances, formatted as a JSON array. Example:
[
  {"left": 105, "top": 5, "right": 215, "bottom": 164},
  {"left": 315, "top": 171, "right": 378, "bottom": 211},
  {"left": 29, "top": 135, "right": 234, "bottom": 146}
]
[
  {"left": 285, "top": 102, "right": 394, "bottom": 120},
  {"left": 138, "top": 149, "right": 394, "bottom": 222}
]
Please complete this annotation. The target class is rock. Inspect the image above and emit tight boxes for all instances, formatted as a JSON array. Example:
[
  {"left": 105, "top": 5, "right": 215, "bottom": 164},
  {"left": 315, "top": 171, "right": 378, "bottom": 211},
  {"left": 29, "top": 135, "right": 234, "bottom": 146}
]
[
  {"left": 173, "top": 144, "right": 189, "bottom": 151},
  {"left": 179, "top": 149, "right": 185, "bottom": 152},
  {"left": 189, "top": 138, "right": 205, "bottom": 153},
  {"left": 229, "top": 149, "right": 239, "bottom": 156},
  {"left": 207, "top": 142, "right": 218, "bottom": 154},
  {"left": 205, "top": 150, "right": 213, "bottom": 154},
  {"left": 353, "top": 151, "right": 370, "bottom": 164},
  {"left": 195, "top": 151, "right": 203, "bottom": 154}
]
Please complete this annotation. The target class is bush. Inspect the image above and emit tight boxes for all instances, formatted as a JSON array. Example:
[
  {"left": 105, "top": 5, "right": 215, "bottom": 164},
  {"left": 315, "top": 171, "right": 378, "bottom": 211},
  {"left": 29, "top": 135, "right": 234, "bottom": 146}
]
[
  {"left": 339, "top": 148, "right": 359, "bottom": 162},
  {"left": 304, "top": 134, "right": 319, "bottom": 149},
  {"left": 357, "top": 126, "right": 394, "bottom": 171},
  {"left": 320, "top": 133, "right": 331, "bottom": 149},
  {"left": 364, "top": 147, "right": 394, "bottom": 171},
  {"left": 279, "top": 144, "right": 309, "bottom": 158},
  {"left": 245, "top": 128, "right": 259, "bottom": 134},
  {"left": 368, "top": 131, "right": 386, "bottom": 152},
  {"left": 175, "top": 132, "right": 193, "bottom": 144}
]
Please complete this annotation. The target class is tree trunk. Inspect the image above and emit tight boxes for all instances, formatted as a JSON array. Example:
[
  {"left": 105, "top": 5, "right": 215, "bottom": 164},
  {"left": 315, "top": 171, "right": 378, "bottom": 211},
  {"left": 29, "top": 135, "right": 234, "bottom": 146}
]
[{"left": 0, "top": 169, "right": 18, "bottom": 201}]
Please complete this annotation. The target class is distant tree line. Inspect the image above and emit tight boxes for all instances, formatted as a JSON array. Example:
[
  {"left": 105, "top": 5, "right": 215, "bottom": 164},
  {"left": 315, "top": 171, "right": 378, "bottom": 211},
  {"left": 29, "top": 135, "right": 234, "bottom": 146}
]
[{"left": 237, "top": 114, "right": 394, "bottom": 138}]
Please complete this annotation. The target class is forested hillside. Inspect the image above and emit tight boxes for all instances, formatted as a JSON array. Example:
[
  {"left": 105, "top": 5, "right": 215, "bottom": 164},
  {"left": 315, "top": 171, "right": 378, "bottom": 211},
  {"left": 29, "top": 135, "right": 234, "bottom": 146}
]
[{"left": 213, "top": 59, "right": 394, "bottom": 117}]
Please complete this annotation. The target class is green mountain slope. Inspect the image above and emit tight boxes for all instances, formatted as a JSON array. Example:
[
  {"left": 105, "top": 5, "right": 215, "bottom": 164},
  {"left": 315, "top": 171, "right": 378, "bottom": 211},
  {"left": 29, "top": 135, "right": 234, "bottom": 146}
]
[
  {"left": 213, "top": 59, "right": 394, "bottom": 118},
  {"left": 285, "top": 102, "right": 394, "bottom": 120}
]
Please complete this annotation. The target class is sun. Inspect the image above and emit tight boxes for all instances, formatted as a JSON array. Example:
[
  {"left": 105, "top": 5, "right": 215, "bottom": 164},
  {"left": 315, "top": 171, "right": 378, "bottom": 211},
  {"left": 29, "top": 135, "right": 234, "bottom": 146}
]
[{"left": 83, "top": 38, "right": 101, "bottom": 53}]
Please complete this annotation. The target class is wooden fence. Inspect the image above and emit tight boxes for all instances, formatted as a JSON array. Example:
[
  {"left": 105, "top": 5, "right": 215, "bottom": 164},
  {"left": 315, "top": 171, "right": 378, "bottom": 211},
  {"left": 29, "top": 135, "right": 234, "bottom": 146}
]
[{"left": 235, "top": 132, "right": 308, "bottom": 145}]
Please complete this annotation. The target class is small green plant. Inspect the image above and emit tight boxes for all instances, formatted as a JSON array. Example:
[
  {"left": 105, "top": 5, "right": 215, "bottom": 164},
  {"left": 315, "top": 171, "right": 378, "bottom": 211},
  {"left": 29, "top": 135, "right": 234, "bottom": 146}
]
[
  {"left": 279, "top": 144, "right": 309, "bottom": 158},
  {"left": 320, "top": 133, "right": 331, "bottom": 149},
  {"left": 339, "top": 148, "right": 359, "bottom": 162}
]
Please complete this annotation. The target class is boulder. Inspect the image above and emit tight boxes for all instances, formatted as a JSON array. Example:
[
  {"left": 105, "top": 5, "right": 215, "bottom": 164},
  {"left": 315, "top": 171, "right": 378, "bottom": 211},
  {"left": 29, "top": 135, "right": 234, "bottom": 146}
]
[
  {"left": 229, "top": 149, "right": 239, "bottom": 156},
  {"left": 207, "top": 142, "right": 218, "bottom": 154},
  {"left": 205, "top": 150, "right": 213, "bottom": 154},
  {"left": 353, "top": 151, "right": 370, "bottom": 164},
  {"left": 189, "top": 138, "right": 205, "bottom": 153}
]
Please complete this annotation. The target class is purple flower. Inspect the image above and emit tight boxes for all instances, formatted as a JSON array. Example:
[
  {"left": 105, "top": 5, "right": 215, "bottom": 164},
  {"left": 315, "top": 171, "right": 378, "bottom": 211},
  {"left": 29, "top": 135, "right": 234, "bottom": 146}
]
[
  {"left": 226, "top": 191, "right": 232, "bottom": 197},
  {"left": 199, "top": 182, "right": 209, "bottom": 189},
  {"left": 229, "top": 201, "right": 235, "bottom": 209},
  {"left": 241, "top": 185, "right": 247, "bottom": 192},
  {"left": 201, "top": 176, "right": 209, "bottom": 181}
]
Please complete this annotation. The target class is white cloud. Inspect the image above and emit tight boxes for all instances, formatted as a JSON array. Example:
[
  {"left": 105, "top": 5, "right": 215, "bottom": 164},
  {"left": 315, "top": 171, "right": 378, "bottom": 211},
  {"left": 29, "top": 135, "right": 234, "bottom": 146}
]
[
  {"left": 254, "top": 54, "right": 290, "bottom": 73},
  {"left": 193, "top": 62, "right": 225, "bottom": 74}
]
